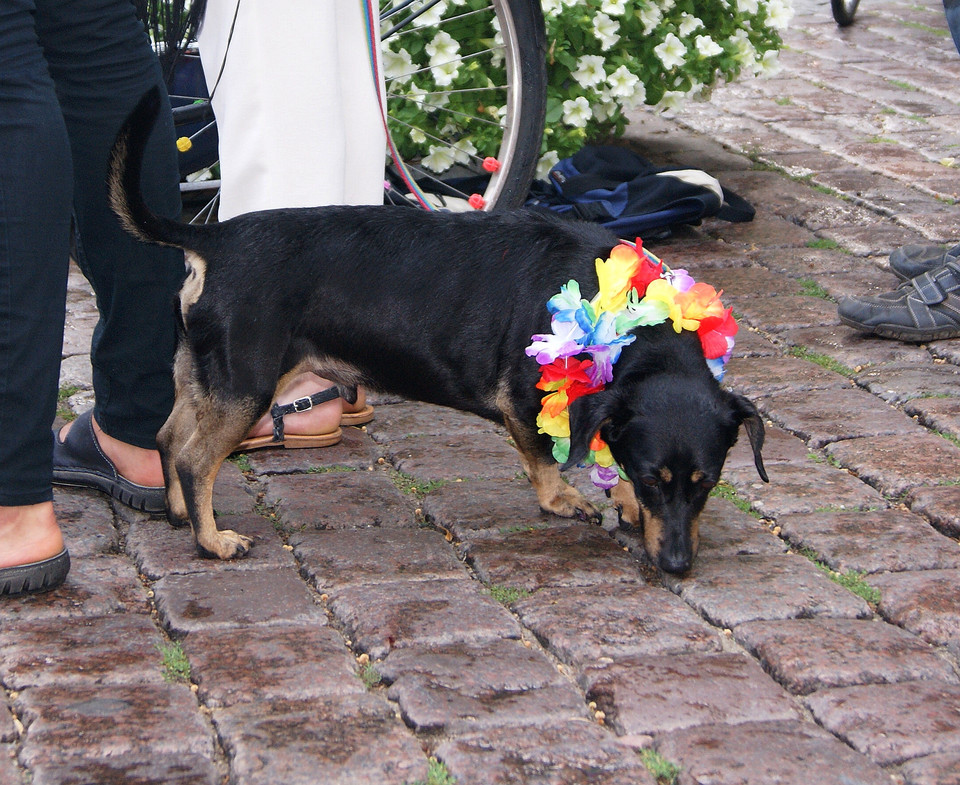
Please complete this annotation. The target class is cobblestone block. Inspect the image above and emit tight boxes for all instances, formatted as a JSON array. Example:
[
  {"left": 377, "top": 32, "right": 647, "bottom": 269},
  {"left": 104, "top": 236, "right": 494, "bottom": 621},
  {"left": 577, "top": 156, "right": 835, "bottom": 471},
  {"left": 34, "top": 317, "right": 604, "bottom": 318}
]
[
  {"left": 420, "top": 478, "right": 558, "bottom": 540},
  {"left": 291, "top": 528, "right": 467, "bottom": 592},
  {"left": 213, "top": 695, "right": 427, "bottom": 785},
  {"left": 28, "top": 754, "right": 221, "bottom": 785},
  {"left": 734, "top": 618, "right": 957, "bottom": 695},
  {"left": 183, "top": 623, "right": 363, "bottom": 708},
  {"left": 721, "top": 425, "right": 812, "bottom": 475},
  {"left": 722, "top": 459, "right": 886, "bottom": 517},
  {"left": 435, "top": 721, "right": 657, "bottom": 785},
  {"left": 461, "top": 523, "right": 641, "bottom": 592},
  {"left": 663, "top": 552, "right": 871, "bottom": 628},
  {"left": 580, "top": 653, "right": 801, "bottom": 736},
  {"left": 855, "top": 363, "right": 960, "bottom": 404},
  {"left": 810, "top": 266, "right": 908, "bottom": 303},
  {"left": 387, "top": 667, "right": 588, "bottom": 734},
  {"left": 778, "top": 325, "right": 932, "bottom": 370},
  {"left": 328, "top": 578, "right": 521, "bottom": 659},
  {"left": 757, "top": 386, "right": 923, "bottom": 448},
  {"left": 777, "top": 508, "right": 960, "bottom": 574},
  {"left": 51, "top": 489, "right": 118, "bottom": 557},
  {"left": 868, "top": 569, "right": 960, "bottom": 656},
  {"left": 655, "top": 719, "right": 890, "bottom": 785},
  {"left": 263, "top": 470, "right": 416, "bottom": 531},
  {"left": 697, "top": 266, "right": 806, "bottom": 302},
  {"left": 0, "top": 746, "right": 19, "bottom": 785},
  {"left": 127, "top": 513, "right": 296, "bottom": 580},
  {"left": 749, "top": 246, "right": 866, "bottom": 278},
  {"left": 1, "top": 557, "right": 149, "bottom": 622},
  {"left": 1, "top": 702, "right": 14, "bottom": 743},
  {"left": 805, "top": 681, "right": 960, "bottom": 765},
  {"left": 245, "top": 427, "right": 380, "bottom": 475},
  {"left": 732, "top": 294, "right": 841, "bottom": 333},
  {"left": 908, "top": 485, "right": 960, "bottom": 537},
  {"left": 694, "top": 498, "right": 787, "bottom": 557},
  {"left": 905, "top": 395, "right": 960, "bottom": 441},
  {"left": 15, "top": 683, "right": 212, "bottom": 767},
  {"left": 366, "top": 401, "right": 499, "bottom": 443},
  {"left": 825, "top": 433, "right": 960, "bottom": 497},
  {"left": 724, "top": 325, "right": 779, "bottom": 357},
  {"left": 153, "top": 569, "right": 325, "bottom": 636},
  {"left": 722, "top": 355, "right": 849, "bottom": 398},
  {"left": 900, "top": 751, "right": 960, "bottom": 785},
  {"left": 706, "top": 214, "right": 817, "bottom": 250},
  {"left": 388, "top": 432, "right": 522, "bottom": 481},
  {"left": 513, "top": 583, "right": 721, "bottom": 668},
  {"left": 211, "top": 460, "right": 258, "bottom": 515},
  {"left": 0, "top": 614, "right": 166, "bottom": 690}
]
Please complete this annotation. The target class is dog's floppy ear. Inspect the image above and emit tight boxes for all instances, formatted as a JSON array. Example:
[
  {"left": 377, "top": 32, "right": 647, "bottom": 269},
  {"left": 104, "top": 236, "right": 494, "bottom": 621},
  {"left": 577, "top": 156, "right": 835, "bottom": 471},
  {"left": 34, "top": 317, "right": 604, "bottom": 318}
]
[
  {"left": 561, "top": 389, "right": 622, "bottom": 470},
  {"left": 728, "top": 391, "right": 768, "bottom": 482}
]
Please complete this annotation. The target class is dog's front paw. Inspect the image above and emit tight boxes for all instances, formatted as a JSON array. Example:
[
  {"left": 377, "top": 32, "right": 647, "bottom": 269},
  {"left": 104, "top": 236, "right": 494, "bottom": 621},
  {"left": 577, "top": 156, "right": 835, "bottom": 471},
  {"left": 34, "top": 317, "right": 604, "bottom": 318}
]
[
  {"left": 542, "top": 485, "right": 602, "bottom": 525},
  {"left": 196, "top": 529, "right": 254, "bottom": 560},
  {"left": 609, "top": 478, "right": 641, "bottom": 531}
]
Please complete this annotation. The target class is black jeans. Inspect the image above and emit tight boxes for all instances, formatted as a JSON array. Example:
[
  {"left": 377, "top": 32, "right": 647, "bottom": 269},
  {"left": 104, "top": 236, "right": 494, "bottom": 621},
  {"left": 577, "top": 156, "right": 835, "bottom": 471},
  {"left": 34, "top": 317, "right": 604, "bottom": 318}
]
[{"left": 0, "top": 0, "right": 184, "bottom": 506}]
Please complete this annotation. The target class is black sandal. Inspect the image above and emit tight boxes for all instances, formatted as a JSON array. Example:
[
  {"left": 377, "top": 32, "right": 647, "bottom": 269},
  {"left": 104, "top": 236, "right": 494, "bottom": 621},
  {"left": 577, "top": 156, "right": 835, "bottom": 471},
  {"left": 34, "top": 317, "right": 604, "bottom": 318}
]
[
  {"left": 0, "top": 549, "right": 70, "bottom": 597},
  {"left": 52, "top": 410, "right": 165, "bottom": 513}
]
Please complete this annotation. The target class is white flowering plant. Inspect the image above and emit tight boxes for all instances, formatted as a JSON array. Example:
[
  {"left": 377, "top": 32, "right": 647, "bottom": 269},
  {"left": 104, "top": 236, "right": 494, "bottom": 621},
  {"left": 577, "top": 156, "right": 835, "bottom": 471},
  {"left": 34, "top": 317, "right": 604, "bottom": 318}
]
[{"left": 382, "top": 0, "right": 793, "bottom": 178}]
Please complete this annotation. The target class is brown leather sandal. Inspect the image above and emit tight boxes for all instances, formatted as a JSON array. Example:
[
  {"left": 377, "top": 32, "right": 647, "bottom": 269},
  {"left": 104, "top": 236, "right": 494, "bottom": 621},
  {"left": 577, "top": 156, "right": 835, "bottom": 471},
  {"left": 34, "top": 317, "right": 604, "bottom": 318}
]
[{"left": 233, "top": 388, "right": 342, "bottom": 452}]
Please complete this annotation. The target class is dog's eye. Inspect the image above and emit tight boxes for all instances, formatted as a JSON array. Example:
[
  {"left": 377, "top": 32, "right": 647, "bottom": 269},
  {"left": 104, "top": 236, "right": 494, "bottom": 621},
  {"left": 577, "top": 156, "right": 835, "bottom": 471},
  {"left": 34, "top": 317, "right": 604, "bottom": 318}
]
[
  {"left": 641, "top": 476, "right": 659, "bottom": 487},
  {"left": 700, "top": 479, "right": 717, "bottom": 492}
]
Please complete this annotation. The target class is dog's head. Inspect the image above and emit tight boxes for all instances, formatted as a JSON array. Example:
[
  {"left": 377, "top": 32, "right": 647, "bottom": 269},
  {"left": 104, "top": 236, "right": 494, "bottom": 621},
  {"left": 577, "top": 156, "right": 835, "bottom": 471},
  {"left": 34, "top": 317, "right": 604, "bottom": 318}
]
[{"left": 562, "top": 338, "right": 766, "bottom": 574}]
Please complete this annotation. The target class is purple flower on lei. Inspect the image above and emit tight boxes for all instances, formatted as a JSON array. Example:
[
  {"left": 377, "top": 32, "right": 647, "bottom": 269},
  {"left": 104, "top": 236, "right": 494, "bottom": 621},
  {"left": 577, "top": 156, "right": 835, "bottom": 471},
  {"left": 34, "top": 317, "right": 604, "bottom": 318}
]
[
  {"left": 590, "top": 464, "right": 620, "bottom": 489},
  {"left": 664, "top": 268, "right": 695, "bottom": 292},
  {"left": 525, "top": 318, "right": 584, "bottom": 364}
]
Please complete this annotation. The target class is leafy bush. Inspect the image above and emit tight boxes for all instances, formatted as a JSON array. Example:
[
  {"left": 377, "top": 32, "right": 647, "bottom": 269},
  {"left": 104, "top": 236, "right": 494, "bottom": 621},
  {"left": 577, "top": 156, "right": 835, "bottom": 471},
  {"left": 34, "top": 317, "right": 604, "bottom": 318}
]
[{"left": 382, "top": 0, "right": 793, "bottom": 177}]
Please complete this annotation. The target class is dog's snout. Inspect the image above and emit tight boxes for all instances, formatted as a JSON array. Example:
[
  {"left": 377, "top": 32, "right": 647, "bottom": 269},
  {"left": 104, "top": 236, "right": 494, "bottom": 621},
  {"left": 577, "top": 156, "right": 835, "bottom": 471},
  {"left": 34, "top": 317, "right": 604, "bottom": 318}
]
[{"left": 658, "top": 549, "right": 692, "bottom": 575}]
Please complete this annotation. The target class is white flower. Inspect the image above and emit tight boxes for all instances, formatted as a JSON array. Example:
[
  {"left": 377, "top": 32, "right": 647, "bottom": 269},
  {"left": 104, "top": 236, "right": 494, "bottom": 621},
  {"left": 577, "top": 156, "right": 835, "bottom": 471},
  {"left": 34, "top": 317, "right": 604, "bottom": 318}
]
[
  {"left": 600, "top": 0, "right": 627, "bottom": 16},
  {"left": 562, "top": 96, "right": 592, "bottom": 127},
  {"left": 409, "top": 127, "right": 427, "bottom": 145},
  {"left": 757, "top": 48, "right": 782, "bottom": 77},
  {"left": 422, "top": 144, "right": 456, "bottom": 173},
  {"left": 426, "top": 31, "right": 460, "bottom": 86},
  {"left": 764, "top": 0, "right": 794, "bottom": 30},
  {"left": 695, "top": 34, "right": 724, "bottom": 58},
  {"left": 657, "top": 90, "right": 686, "bottom": 111},
  {"left": 541, "top": 0, "right": 566, "bottom": 13},
  {"left": 638, "top": 4, "right": 662, "bottom": 35},
  {"left": 729, "top": 29, "right": 758, "bottom": 66},
  {"left": 678, "top": 13, "right": 704, "bottom": 37},
  {"left": 592, "top": 12, "right": 621, "bottom": 50},
  {"left": 607, "top": 64, "right": 640, "bottom": 98},
  {"left": 738, "top": 0, "right": 759, "bottom": 14},
  {"left": 452, "top": 138, "right": 477, "bottom": 165},
  {"left": 417, "top": 0, "right": 447, "bottom": 27},
  {"left": 537, "top": 150, "right": 560, "bottom": 180},
  {"left": 654, "top": 33, "right": 687, "bottom": 70},
  {"left": 571, "top": 54, "right": 607, "bottom": 88},
  {"left": 383, "top": 47, "right": 413, "bottom": 83}
]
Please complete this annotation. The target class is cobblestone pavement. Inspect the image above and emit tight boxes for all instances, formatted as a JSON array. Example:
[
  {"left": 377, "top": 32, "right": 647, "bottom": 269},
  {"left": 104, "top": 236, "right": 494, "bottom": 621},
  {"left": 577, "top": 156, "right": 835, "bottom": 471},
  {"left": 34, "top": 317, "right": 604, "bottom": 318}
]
[{"left": 5, "top": 0, "right": 960, "bottom": 782}]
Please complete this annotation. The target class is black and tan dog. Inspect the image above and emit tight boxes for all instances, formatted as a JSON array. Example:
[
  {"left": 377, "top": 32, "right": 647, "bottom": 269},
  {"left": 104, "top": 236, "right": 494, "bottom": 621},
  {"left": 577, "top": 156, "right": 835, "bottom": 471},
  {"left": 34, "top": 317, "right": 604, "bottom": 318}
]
[{"left": 110, "top": 88, "right": 767, "bottom": 574}]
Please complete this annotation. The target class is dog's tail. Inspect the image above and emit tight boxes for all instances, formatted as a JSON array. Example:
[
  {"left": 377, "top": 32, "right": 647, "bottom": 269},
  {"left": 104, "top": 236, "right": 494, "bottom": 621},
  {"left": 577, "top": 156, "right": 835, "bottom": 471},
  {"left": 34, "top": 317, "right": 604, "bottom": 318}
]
[{"left": 109, "top": 86, "right": 200, "bottom": 250}]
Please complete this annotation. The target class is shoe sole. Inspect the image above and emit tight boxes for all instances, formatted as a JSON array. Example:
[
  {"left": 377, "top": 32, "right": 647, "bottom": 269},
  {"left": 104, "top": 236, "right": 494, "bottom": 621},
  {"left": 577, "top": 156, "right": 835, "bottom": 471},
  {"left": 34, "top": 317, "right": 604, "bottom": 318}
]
[
  {"left": 839, "top": 315, "right": 960, "bottom": 342},
  {"left": 53, "top": 468, "right": 166, "bottom": 514},
  {"left": 0, "top": 550, "right": 71, "bottom": 597}
]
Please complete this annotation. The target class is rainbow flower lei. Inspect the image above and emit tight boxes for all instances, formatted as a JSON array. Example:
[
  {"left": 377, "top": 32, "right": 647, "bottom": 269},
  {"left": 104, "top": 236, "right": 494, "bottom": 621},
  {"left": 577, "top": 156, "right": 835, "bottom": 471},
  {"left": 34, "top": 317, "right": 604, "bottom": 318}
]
[{"left": 524, "top": 240, "right": 737, "bottom": 490}]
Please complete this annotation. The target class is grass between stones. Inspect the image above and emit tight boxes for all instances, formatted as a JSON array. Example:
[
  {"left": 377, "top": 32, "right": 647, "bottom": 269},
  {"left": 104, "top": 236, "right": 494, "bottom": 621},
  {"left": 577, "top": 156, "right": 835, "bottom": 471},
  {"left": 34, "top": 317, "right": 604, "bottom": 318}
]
[
  {"left": 487, "top": 585, "right": 530, "bottom": 606},
  {"left": 640, "top": 749, "right": 681, "bottom": 784},
  {"left": 797, "top": 278, "right": 834, "bottom": 301},
  {"left": 711, "top": 481, "right": 760, "bottom": 518},
  {"left": 157, "top": 640, "right": 191, "bottom": 683},
  {"left": 796, "top": 546, "right": 881, "bottom": 605},
  {"left": 408, "top": 759, "right": 457, "bottom": 785},
  {"left": 392, "top": 471, "right": 448, "bottom": 499},
  {"left": 787, "top": 345, "right": 855, "bottom": 377},
  {"left": 57, "top": 384, "right": 80, "bottom": 421}
]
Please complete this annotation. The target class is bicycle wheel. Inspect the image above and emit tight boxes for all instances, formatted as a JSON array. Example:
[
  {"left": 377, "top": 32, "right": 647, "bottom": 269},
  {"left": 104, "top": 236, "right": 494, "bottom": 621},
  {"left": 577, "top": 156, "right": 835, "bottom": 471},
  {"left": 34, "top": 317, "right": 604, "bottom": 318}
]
[
  {"left": 380, "top": 0, "right": 547, "bottom": 209},
  {"left": 171, "top": 0, "right": 547, "bottom": 215},
  {"left": 831, "top": 0, "right": 860, "bottom": 26}
]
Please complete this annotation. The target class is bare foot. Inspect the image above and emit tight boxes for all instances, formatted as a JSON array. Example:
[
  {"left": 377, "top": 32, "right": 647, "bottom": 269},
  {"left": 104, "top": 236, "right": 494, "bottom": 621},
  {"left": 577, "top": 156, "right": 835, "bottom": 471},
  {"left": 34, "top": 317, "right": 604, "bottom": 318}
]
[
  {"left": 0, "top": 502, "right": 64, "bottom": 570},
  {"left": 245, "top": 373, "right": 343, "bottom": 440},
  {"left": 59, "top": 416, "right": 164, "bottom": 488}
]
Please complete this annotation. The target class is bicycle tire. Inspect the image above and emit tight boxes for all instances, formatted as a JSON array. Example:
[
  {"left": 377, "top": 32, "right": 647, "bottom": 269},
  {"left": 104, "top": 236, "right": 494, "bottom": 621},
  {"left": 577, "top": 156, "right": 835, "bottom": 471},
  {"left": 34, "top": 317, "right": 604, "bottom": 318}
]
[
  {"left": 831, "top": 0, "right": 860, "bottom": 26},
  {"left": 171, "top": 0, "right": 547, "bottom": 214}
]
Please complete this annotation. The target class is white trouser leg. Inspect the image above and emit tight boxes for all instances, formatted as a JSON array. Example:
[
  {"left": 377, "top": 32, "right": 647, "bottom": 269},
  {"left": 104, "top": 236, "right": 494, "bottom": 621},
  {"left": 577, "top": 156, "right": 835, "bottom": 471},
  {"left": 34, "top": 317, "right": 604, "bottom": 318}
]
[{"left": 198, "top": 0, "right": 386, "bottom": 218}]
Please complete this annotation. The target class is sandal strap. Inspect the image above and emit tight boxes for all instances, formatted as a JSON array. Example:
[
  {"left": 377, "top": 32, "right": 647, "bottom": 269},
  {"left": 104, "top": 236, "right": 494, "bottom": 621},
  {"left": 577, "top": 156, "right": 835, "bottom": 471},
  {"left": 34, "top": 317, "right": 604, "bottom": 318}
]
[{"left": 271, "top": 388, "right": 341, "bottom": 442}]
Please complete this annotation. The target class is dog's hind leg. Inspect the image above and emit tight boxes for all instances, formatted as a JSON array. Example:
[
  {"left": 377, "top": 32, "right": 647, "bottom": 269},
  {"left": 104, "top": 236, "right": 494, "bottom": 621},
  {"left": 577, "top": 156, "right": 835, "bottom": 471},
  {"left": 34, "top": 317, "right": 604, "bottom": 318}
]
[
  {"left": 156, "top": 393, "right": 195, "bottom": 528},
  {"left": 501, "top": 412, "right": 601, "bottom": 524},
  {"left": 175, "top": 395, "right": 260, "bottom": 559}
]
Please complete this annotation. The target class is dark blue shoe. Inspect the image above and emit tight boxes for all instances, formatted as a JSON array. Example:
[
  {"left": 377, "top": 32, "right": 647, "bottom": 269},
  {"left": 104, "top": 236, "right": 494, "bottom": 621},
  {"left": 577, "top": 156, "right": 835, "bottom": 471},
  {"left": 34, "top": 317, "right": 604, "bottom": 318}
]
[
  {"left": 52, "top": 410, "right": 165, "bottom": 513},
  {"left": 0, "top": 550, "right": 70, "bottom": 597},
  {"left": 889, "top": 242, "right": 960, "bottom": 280}
]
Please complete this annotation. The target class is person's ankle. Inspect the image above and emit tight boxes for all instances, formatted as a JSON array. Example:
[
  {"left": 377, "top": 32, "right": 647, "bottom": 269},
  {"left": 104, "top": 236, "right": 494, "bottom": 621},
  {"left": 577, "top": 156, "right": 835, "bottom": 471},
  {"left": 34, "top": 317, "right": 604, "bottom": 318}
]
[
  {"left": 0, "top": 502, "right": 64, "bottom": 570},
  {"left": 59, "top": 416, "right": 164, "bottom": 488}
]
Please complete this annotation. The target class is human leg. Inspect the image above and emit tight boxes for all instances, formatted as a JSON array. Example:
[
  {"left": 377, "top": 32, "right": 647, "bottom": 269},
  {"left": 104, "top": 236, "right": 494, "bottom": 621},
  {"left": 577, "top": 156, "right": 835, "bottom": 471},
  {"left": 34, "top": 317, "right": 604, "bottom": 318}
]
[{"left": 0, "top": 0, "right": 73, "bottom": 590}]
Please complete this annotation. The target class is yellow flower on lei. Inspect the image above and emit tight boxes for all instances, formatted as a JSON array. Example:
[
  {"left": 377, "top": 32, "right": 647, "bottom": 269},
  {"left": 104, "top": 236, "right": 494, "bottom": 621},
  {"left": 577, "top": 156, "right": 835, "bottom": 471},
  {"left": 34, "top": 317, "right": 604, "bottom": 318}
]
[
  {"left": 593, "top": 243, "right": 640, "bottom": 315},
  {"left": 537, "top": 407, "right": 570, "bottom": 439},
  {"left": 643, "top": 279, "right": 699, "bottom": 333}
]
